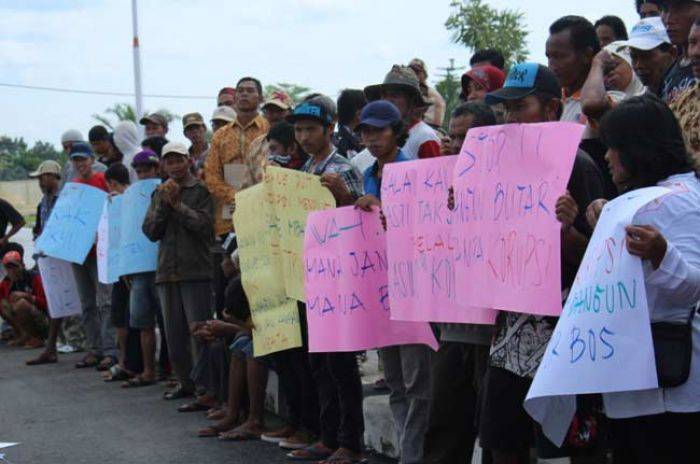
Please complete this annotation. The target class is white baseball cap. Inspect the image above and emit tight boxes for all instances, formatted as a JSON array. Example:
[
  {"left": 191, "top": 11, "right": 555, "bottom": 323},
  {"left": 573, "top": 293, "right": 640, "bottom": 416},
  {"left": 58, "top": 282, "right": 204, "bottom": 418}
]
[
  {"left": 161, "top": 141, "right": 189, "bottom": 158},
  {"left": 618, "top": 17, "right": 671, "bottom": 51},
  {"left": 211, "top": 106, "right": 236, "bottom": 123}
]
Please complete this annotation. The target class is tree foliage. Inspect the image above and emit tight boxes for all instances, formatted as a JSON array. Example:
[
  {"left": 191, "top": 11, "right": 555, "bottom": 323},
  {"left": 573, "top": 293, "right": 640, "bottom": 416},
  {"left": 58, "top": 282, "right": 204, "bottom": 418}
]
[
  {"left": 445, "top": 0, "right": 529, "bottom": 69},
  {"left": 264, "top": 83, "right": 311, "bottom": 104},
  {"left": 92, "top": 103, "right": 177, "bottom": 129},
  {"left": 435, "top": 59, "right": 466, "bottom": 130},
  {"left": 0, "top": 136, "right": 64, "bottom": 181}
]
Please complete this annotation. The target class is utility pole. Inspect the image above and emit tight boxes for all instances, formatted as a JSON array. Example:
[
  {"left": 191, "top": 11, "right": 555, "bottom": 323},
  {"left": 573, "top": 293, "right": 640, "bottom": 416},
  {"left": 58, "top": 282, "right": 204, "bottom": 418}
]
[{"left": 131, "top": 0, "right": 144, "bottom": 123}]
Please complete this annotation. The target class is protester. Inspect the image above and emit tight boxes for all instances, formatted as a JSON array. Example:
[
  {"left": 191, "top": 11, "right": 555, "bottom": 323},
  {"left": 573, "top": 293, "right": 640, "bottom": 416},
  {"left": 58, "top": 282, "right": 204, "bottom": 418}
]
[
  {"left": 365, "top": 65, "right": 441, "bottom": 161},
  {"left": 670, "top": 18, "right": 700, "bottom": 163},
  {"left": 217, "top": 87, "right": 236, "bottom": 108},
  {"left": 355, "top": 100, "right": 434, "bottom": 464},
  {"left": 262, "top": 91, "right": 293, "bottom": 125},
  {"left": 113, "top": 121, "right": 141, "bottom": 180},
  {"left": 594, "top": 15, "right": 629, "bottom": 47},
  {"left": 460, "top": 65, "right": 506, "bottom": 102},
  {"left": 205, "top": 76, "right": 270, "bottom": 237},
  {"left": 659, "top": 0, "right": 700, "bottom": 104},
  {"left": 334, "top": 89, "right": 366, "bottom": 158},
  {"left": 266, "top": 121, "right": 308, "bottom": 169},
  {"left": 143, "top": 141, "right": 215, "bottom": 400},
  {"left": 182, "top": 112, "right": 209, "bottom": 175},
  {"left": 210, "top": 106, "right": 236, "bottom": 133},
  {"left": 408, "top": 58, "right": 446, "bottom": 128},
  {"left": 139, "top": 112, "right": 169, "bottom": 138},
  {"left": 588, "top": 94, "right": 700, "bottom": 463},
  {"left": 0, "top": 251, "right": 47, "bottom": 349},
  {"left": 618, "top": 17, "right": 676, "bottom": 95},
  {"left": 470, "top": 49, "right": 506, "bottom": 70},
  {"left": 286, "top": 96, "right": 364, "bottom": 463},
  {"left": 478, "top": 62, "right": 606, "bottom": 464},
  {"left": 0, "top": 197, "right": 25, "bottom": 257},
  {"left": 637, "top": 0, "right": 663, "bottom": 17},
  {"left": 69, "top": 142, "right": 117, "bottom": 371},
  {"left": 442, "top": 101, "right": 497, "bottom": 156},
  {"left": 89, "top": 125, "right": 120, "bottom": 166},
  {"left": 59, "top": 129, "right": 106, "bottom": 191}
]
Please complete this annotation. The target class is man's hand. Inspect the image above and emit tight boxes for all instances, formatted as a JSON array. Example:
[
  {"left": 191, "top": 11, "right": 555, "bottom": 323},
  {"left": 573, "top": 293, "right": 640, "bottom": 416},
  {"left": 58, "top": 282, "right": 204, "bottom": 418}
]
[
  {"left": 440, "top": 135, "right": 452, "bottom": 155},
  {"left": 354, "top": 195, "right": 381, "bottom": 212},
  {"left": 320, "top": 173, "right": 352, "bottom": 205},
  {"left": 626, "top": 225, "right": 667, "bottom": 269},
  {"left": 555, "top": 191, "right": 578, "bottom": 228},
  {"left": 160, "top": 179, "right": 181, "bottom": 208},
  {"left": 586, "top": 199, "right": 608, "bottom": 230},
  {"left": 447, "top": 186, "right": 455, "bottom": 211}
]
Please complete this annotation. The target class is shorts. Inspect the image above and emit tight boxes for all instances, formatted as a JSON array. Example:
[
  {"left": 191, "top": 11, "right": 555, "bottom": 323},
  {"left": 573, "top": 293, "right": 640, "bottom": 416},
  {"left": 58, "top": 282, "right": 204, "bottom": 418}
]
[
  {"left": 478, "top": 365, "right": 535, "bottom": 452},
  {"left": 110, "top": 280, "right": 130, "bottom": 328},
  {"left": 229, "top": 334, "right": 254, "bottom": 361},
  {"left": 129, "top": 272, "right": 160, "bottom": 329}
]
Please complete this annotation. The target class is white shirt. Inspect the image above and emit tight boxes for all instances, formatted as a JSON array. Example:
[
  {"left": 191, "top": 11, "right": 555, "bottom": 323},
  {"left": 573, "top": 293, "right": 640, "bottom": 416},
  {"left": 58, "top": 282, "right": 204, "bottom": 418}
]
[
  {"left": 604, "top": 172, "right": 700, "bottom": 418},
  {"left": 350, "top": 148, "right": 376, "bottom": 179},
  {"left": 402, "top": 121, "right": 440, "bottom": 160}
]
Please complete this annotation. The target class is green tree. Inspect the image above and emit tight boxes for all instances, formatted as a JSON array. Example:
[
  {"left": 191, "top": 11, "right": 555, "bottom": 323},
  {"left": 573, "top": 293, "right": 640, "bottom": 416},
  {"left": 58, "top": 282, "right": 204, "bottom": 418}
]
[
  {"left": 445, "top": 0, "right": 529, "bottom": 69},
  {"left": 92, "top": 103, "right": 178, "bottom": 129},
  {"left": 264, "top": 83, "right": 311, "bottom": 104},
  {"left": 0, "top": 136, "right": 63, "bottom": 180},
  {"left": 435, "top": 58, "right": 466, "bottom": 130}
]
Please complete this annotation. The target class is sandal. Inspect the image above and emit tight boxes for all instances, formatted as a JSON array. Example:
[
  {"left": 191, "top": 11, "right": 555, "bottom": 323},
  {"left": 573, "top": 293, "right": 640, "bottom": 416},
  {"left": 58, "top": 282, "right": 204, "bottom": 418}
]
[
  {"left": 318, "top": 449, "right": 367, "bottom": 464},
  {"left": 122, "top": 376, "right": 157, "bottom": 388},
  {"left": 287, "top": 442, "right": 334, "bottom": 461},
  {"left": 218, "top": 424, "right": 264, "bottom": 441},
  {"left": 75, "top": 354, "right": 101, "bottom": 369},
  {"left": 206, "top": 409, "right": 227, "bottom": 421},
  {"left": 103, "top": 365, "right": 132, "bottom": 382},
  {"left": 177, "top": 401, "right": 210, "bottom": 413},
  {"left": 96, "top": 355, "right": 117, "bottom": 371},
  {"left": 26, "top": 351, "right": 58, "bottom": 366},
  {"left": 163, "top": 386, "right": 194, "bottom": 400},
  {"left": 197, "top": 422, "right": 236, "bottom": 438}
]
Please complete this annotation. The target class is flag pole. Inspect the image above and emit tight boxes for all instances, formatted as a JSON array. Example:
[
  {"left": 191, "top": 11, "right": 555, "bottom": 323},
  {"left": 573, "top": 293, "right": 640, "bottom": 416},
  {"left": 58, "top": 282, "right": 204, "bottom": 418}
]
[{"left": 131, "top": 0, "right": 144, "bottom": 123}]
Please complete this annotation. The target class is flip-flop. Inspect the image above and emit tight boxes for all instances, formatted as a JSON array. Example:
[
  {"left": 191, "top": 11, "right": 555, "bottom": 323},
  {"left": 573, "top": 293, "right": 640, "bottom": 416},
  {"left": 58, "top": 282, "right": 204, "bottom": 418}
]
[
  {"left": 218, "top": 429, "right": 262, "bottom": 441},
  {"left": 163, "top": 387, "right": 194, "bottom": 400},
  {"left": 122, "top": 376, "right": 157, "bottom": 388},
  {"left": 287, "top": 443, "right": 334, "bottom": 461},
  {"left": 96, "top": 356, "right": 117, "bottom": 371},
  {"left": 177, "top": 402, "right": 210, "bottom": 412},
  {"left": 26, "top": 352, "right": 58, "bottom": 365},
  {"left": 103, "top": 365, "right": 132, "bottom": 382},
  {"left": 197, "top": 423, "right": 235, "bottom": 438},
  {"left": 75, "top": 355, "right": 101, "bottom": 369}
]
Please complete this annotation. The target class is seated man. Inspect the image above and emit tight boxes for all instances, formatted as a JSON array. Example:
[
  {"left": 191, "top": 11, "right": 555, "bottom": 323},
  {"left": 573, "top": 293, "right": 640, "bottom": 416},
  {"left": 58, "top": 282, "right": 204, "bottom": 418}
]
[{"left": 0, "top": 251, "right": 48, "bottom": 348}]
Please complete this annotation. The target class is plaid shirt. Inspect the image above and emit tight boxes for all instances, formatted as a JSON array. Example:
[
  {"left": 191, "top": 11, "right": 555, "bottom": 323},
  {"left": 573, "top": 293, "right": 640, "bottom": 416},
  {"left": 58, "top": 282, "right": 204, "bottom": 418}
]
[{"left": 300, "top": 148, "right": 363, "bottom": 199}]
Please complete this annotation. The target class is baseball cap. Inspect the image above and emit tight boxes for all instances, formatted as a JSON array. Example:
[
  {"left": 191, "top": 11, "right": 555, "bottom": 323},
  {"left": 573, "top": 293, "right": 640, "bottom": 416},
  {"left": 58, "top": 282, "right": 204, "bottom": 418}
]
[
  {"left": 461, "top": 65, "right": 506, "bottom": 94},
  {"left": 2, "top": 251, "right": 22, "bottom": 266},
  {"left": 69, "top": 142, "right": 95, "bottom": 159},
  {"left": 182, "top": 112, "right": 206, "bottom": 130},
  {"left": 161, "top": 141, "right": 189, "bottom": 158},
  {"left": 61, "top": 129, "right": 84, "bottom": 144},
  {"left": 617, "top": 17, "right": 671, "bottom": 51},
  {"left": 29, "top": 160, "right": 62, "bottom": 178},
  {"left": 211, "top": 106, "right": 236, "bottom": 123},
  {"left": 286, "top": 96, "right": 336, "bottom": 125},
  {"left": 485, "top": 63, "right": 561, "bottom": 105},
  {"left": 139, "top": 112, "right": 168, "bottom": 127},
  {"left": 131, "top": 149, "right": 160, "bottom": 167},
  {"left": 263, "top": 91, "right": 294, "bottom": 111},
  {"left": 357, "top": 100, "right": 401, "bottom": 129}
]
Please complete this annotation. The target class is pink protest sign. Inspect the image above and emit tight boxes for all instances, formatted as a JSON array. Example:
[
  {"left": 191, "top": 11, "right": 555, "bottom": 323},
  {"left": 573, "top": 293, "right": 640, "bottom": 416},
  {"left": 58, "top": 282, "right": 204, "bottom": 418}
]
[
  {"left": 304, "top": 207, "right": 438, "bottom": 352},
  {"left": 382, "top": 157, "right": 497, "bottom": 324},
  {"left": 451, "top": 122, "right": 584, "bottom": 316}
]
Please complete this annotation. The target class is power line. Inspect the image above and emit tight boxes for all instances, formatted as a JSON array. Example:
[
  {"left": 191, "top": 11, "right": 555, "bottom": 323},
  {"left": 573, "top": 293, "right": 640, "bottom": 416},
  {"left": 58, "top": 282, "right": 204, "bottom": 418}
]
[{"left": 0, "top": 82, "right": 211, "bottom": 100}]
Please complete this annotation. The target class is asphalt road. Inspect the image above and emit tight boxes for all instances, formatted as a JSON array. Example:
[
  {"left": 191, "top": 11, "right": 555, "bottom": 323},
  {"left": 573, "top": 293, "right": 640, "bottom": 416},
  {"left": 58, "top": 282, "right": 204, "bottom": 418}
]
[{"left": 0, "top": 344, "right": 296, "bottom": 464}]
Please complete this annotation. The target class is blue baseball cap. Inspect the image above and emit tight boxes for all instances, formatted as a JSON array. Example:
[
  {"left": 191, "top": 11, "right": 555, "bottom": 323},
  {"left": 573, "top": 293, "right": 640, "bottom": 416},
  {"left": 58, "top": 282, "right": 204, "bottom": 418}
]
[
  {"left": 286, "top": 99, "right": 335, "bottom": 125},
  {"left": 357, "top": 100, "right": 401, "bottom": 130},
  {"left": 485, "top": 63, "right": 561, "bottom": 105},
  {"left": 69, "top": 141, "right": 94, "bottom": 159}
]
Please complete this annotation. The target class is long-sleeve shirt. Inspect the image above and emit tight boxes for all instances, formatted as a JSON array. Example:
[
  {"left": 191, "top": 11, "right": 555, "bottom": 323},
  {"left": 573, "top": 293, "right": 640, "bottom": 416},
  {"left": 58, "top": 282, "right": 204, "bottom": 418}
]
[
  {"left": 0, "top": 270, "right": 48, "bottom": 313},
  {"left": 203, "top": 114, "right": 270, "bottom": 235},
  {"left": 142, "top": 178, "right": 215, "bottom": 283},
  {"left": 603, "top": 172, "right": 700, "bottom": 418}
]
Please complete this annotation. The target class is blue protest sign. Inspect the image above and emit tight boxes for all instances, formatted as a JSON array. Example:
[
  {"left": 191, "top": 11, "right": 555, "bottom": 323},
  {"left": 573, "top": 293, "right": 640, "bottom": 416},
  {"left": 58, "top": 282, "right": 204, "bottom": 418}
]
[{"left": 118, "top": 179, "right": 160, "bottom": 276}]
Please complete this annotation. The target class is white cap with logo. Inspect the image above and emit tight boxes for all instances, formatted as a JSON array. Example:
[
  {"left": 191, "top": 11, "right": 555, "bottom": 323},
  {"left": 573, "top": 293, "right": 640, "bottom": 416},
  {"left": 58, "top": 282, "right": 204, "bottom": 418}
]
[{"left": 618, "top": 17, "right": 671, "bottom": 51}]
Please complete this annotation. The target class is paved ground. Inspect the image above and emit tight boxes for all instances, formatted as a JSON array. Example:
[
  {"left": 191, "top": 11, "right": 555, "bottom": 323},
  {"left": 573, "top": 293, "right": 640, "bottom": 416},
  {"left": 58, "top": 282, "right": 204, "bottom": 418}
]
[{"left": 0, "top": 344, "right": 295, "bottom": 464}]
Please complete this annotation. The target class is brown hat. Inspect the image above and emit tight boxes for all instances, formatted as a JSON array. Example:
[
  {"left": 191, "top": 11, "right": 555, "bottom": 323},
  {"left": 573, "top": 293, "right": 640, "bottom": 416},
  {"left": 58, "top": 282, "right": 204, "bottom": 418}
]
[
  {"left": 139, "top": 112, "right": 168, "bottom": 127},
  {"left": 182, "top": 112, "right": 206, "bottom": 130},
  {"left": 364, "top": 65, "right": 430, "bottom": 107}
]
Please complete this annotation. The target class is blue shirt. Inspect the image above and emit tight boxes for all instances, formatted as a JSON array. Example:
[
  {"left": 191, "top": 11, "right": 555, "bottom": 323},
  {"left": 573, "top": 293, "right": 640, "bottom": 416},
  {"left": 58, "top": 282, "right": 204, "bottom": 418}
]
[{"left": 362, "top": 149, "right": 410, "bottom": 199}]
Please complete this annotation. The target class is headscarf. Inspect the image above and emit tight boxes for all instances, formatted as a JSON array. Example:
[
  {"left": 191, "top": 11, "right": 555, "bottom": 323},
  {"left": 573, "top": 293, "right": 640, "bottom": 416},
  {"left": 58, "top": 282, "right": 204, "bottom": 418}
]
[
  {"left": 605, "top": 41, "right": 646, "bottom": 98},
  {"left": 113, "top": 121, "right": 140, "bottom": 181}
]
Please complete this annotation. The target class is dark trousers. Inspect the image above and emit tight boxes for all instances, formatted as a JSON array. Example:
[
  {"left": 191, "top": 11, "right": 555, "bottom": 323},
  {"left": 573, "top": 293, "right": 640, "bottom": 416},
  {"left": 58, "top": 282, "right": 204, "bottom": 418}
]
[
  {"left": 273, "top": 302, "right": 320, "bottom": 433},
  {"left": 309, "top": 350, "right": 364, "bottom": 453},
  {"left": 610, "top": 412, "right": 700, "bottom": 464},
  {"left": 424, "top": 342, "right": 490, "bottom": 464}
]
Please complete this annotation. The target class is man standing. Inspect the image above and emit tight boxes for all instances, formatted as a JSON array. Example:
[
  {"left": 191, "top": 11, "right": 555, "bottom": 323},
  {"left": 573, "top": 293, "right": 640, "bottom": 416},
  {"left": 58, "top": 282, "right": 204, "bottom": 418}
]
[
  {"left": 139, "top": 112, "right": 169, "bottom": 138},
  {"left": 670, "top": 18, "right": 700, "bottom": 163},
  {"left": 334, "top": 89, "right": 366, "bottom": 158},
  {"left": 89, "top": 125, "right": 120, "bottom": 166},
  {"left": 0, "top": 196, "right": 25, "bottom": 257},
  {"left": 210, "top": 106, "right": 236, "bottom": 134},
  {"left": 204, "top": 77, "right": 270, "bottom": 237},
  {"left": 365, "top": 65, "right": 441, "bottom": 160},
  {"left": 69, "top": 142, "right": 117, "bottom": 370},
  {"left": 261, "top": 91, "right": 293, "bottom": 125},
  {"left": 217, "top": 87, "right": 236, "bottom": 108},
  {"left": 59, "top": 129, "right": 106, "bottom": 191},
  {"left": 182, "top": 112, "right": 209, "bottom": 175},
  {"left": 143, "top": 142, "right": 215, "bottom": 400},
  {"left": 660, "top": 0, "right": 700, "bottom": 104},
  {"left": 409, "top": 58, "right": 447, "bottom": 128}
]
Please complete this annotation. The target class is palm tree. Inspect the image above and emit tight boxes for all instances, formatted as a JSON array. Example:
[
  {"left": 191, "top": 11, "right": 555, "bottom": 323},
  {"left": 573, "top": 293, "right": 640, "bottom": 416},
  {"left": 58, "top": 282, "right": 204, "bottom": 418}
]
[{"left": 92, "top": 103, "right": 178, "bottom": 129}]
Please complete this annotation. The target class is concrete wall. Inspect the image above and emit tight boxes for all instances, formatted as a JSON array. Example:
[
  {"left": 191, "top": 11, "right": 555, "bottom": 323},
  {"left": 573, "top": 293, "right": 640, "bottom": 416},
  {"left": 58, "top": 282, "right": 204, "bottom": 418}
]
[{"left": 0, "top": 180, "right": 42, "bottom": 215}]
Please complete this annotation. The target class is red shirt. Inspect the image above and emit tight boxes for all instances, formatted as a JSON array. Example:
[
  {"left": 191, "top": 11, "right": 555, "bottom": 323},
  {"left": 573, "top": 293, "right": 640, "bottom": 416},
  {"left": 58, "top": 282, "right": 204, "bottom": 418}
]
[
  {"left": 73, "top": 171, "right": 108, "bottom": 192},
  {"left": 0, "top": 271, "right": 48, "bottom": 313}
]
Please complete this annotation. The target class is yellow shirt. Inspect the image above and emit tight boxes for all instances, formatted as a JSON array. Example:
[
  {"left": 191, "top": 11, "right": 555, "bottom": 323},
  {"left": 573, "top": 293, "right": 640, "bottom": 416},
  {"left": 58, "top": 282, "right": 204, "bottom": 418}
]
[
  {"left": 204, "top": 114, "right": 270, "bottom": 235},
  {"left": 670, "top": 82, "right": 700, "bottom": 167}
]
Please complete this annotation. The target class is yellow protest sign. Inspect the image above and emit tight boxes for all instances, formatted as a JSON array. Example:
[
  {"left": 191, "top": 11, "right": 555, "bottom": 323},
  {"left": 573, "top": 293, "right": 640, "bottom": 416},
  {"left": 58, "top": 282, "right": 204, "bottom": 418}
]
[
  {"left": 233, "top": 183, "right": 302, "bottom": 356},
  {"left": 265, "top": 167, "right": 336, "bottom": 301}
]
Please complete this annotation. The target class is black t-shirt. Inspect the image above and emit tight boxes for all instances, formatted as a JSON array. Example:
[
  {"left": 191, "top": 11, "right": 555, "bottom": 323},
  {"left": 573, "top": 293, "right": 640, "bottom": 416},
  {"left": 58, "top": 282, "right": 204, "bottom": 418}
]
[
  {"left": 0, "top": 199, "right": 23, "bottom": 239},
  {"left": 224, "top": 276, "right": 250, "bottom": 322},
  {"left": 661, "top": 58, "right": 697, "bottom": 105}
]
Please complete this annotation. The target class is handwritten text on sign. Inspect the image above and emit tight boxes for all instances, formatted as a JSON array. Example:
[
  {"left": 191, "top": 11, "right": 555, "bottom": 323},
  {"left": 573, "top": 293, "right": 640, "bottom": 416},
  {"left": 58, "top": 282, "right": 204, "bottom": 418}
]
[
  {"left": 234, "top": 183, "right": 302, "bottom": 356},
  {"left": 37, "top": 256, "right": 82, "bottom": 318},
  {"left": 265, "top": 167, "right": 336, "bottom": 302},
  {"left": 35, "top": 182, "right": 107, "bottom": 264},
  {"left": 304, "top": 207, "right": 438, "bottom": 352},
  {"left": 525, "top": 187, "right": 670, "bottom": 446},
  {"left": 118, "top": 179, "right": 161, "bottom": 276},
  {"left": 451, "top": 122, "right": 584, "bottom": 316},
  {"left": 382, "top": 157, "right": 497, "bottom": 324}
]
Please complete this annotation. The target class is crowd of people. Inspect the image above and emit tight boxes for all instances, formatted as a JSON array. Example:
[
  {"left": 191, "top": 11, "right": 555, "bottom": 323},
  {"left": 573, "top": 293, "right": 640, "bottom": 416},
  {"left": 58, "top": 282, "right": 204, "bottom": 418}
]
[{"left": 2, "top": 1, "right": 700, "bottom": 463}]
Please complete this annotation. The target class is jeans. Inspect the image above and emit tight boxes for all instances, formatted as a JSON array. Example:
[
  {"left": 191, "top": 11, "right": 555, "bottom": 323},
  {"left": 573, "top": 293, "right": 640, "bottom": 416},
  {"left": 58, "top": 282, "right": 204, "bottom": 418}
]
[
  {"left": 72, "top": 254, "right": 116, "bottom": 358},
  {"left": 381, "top": 344, "right": 434, "bottom": 464},
  {"left": 129, "top": 272, "right": 160, "bottom": 329}
]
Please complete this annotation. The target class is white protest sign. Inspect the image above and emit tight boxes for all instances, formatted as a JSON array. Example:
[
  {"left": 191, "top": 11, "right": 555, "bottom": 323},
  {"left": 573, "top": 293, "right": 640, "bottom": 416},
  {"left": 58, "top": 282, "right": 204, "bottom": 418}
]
[
  {"left": 96, "top": 203, "right": 110, "bottom": 284},
  {"left": 37, "top": 257, "right": 82, "bottom": 319},
  {"left": 525, "top": 186, "right": 671, "bottom": 445},
  {"left": 222, "top": 163, "right": 247, "bottom": 219}
]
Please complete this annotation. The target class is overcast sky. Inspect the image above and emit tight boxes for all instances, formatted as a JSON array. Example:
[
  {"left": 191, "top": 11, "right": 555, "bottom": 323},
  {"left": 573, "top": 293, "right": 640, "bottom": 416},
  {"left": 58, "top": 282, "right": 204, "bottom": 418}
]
[{"left": 1, "top": 0, "right": 639, "bottom": 148}]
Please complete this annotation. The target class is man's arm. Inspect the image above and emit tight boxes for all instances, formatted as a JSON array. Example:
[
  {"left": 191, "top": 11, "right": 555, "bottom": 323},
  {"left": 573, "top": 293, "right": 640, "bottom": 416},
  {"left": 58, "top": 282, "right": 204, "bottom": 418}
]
[
  {"left": 0, "top": 199, "right": 26, "bottom": 246},
  {"left": 204, "top": 130, "right": 237, "bottom": 203},
  {"left": 142, "top": 191, "right": 171, "bottom": 242},
  {"left": 171, "top": 188, "right": 215, "bottom": 239}
]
